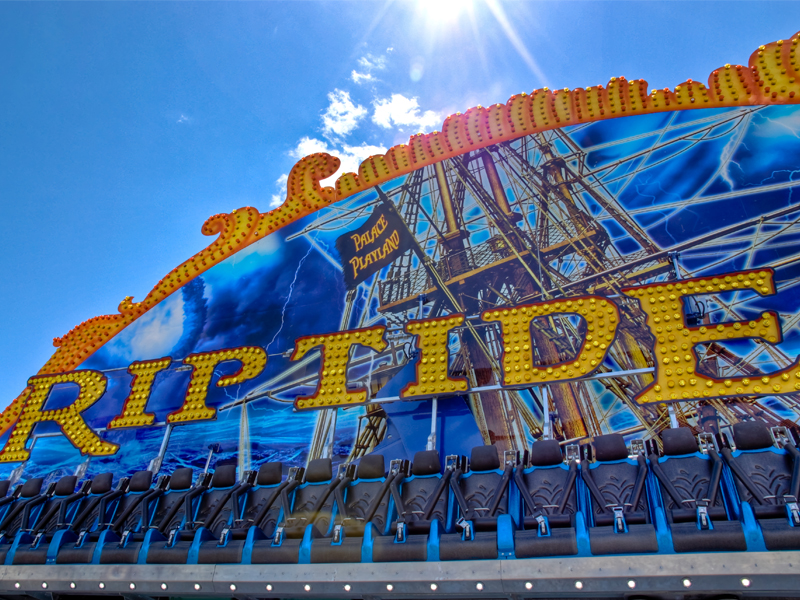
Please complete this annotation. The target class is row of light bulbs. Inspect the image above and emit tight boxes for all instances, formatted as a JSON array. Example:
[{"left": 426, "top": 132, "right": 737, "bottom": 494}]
[{"left": 18, "top": 576, "right": 755, "bottom": 592}]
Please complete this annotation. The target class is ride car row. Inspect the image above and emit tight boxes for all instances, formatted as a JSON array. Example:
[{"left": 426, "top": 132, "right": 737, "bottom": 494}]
[{"left": 0, "top": 420, "right": 796, "bottom": 565}]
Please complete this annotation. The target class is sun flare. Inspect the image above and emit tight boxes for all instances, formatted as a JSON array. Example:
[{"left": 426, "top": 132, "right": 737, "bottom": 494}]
[{"left": 418, "top": 0, "right": 473, "bottom": 23}]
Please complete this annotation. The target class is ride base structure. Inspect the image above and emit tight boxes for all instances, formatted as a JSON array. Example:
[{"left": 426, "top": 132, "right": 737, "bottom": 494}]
[{"left": 3, "top": 29, "right": 800, "bottom": 600}]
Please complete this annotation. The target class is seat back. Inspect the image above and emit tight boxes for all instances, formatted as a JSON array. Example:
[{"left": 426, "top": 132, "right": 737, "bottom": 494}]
[
  {"left": 341, "top": 454, "right": 391, "bottom": 534},
  {"left": 193, "top": 465, "right": 238, "bottom": 536},
  {"left": 399, "top": 451, "right": 447, "bottom": 527},
  {"left": 520, "top": 441, "right": 577, "bottom": 526},
  {"left": 112, "top": 471, "right": 154, "bottom": 534},
  {"left": 240, "top": 462, "right": 284, "bottom": 537},
  {"left": 584, "top": 434, "right": 649, "bottom": 525},
  {"left": 32, "top": 476, "right": 80, "bottom": 535},
  {"left": 151, "top": 468, "right": 194, "bottom": 532},
  {"left": 289, "top": 459, "right": 334, "bottom": 534},
  {"left": 729, "top": 421, "right": 793, "bottom": 505},
  {"left": 652, "top": 428, "right": 726, "bottom": 521},
  {"left": 71, "top": 473, "right": 115, "bottom": 533},
  {"left": 0, "top": 478, "right": 44, "bottom": 535},
  {"left": 0, "top": 481, "right": 17, "bottom": 524},
  {"left": 455, "top": 446, "right": 508, "bottom": 525}
]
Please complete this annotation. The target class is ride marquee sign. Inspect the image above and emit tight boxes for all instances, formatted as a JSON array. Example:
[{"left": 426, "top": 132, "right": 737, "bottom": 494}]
[{"left": 0, "top": 267, "right": 791, "bottom": 462}]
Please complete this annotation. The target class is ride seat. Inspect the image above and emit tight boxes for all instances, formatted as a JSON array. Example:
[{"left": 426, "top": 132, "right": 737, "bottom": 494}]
[
  {"left": 146, "top": 465, "right": 237, "bottom": 564},
  {"left": 198, "top": 461, "right": 286, "bottom": 564},
  {"left": 250, "top": 458, "right": 337, "bottom": 564},
  {"left": 0, "top": 478, "right": 45, "bottom": 564},
  {"left": 581, "top": 434, "right": 658, "bottom": 555},
  {"left": 514, "top": 440, "right": 579, "bottom": 558},
  {"left": 56, "top": 471, "right": 153, "bottom": 564},
  {"left": 722, "top": 420, "right": 800, "bottom": 550},
  {"left": 372, "top": 450, "right": 451, "bottom": 562},
  {"left": 649, "top": 427, "right": 746, "bottom": 552},
  {"left": 99, "top": 467, "right": 197, "bottom": 564},
  {"left": 13, "top": 473, "right": 104, "bottom": 564},
  {"left": 440, "top": 445, "right": 512, "bottom": 561},
  {"left": 310, "top": 454, "right": 391, "bottom": 563}
]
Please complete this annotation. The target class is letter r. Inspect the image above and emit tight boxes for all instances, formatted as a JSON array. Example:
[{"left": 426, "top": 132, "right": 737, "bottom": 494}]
[{"left": 0, "top": 370, "right": 118, "bottom": 462}]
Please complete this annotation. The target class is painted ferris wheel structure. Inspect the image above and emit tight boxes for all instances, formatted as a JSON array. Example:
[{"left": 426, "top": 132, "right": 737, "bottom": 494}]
[{"left": 237, "top": 105, "right": 800, "bottom": 464}]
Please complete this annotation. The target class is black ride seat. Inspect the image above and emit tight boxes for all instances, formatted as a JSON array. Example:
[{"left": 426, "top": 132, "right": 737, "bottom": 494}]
[
  {"left": 373, "top": 450, "right": 451, "bottom": 562},
  {"left": 58, "top": 470, "right": 156, "bottom": 564},
  {"left": 310, "top": 454, "right": 392, "bottom": 563},
  {"left": 54, "top": 472, "right": 128, "bottom": 564},
  {"left": 13, "top": 473, "right": 98, "bottom": 564},
  {"left": 581, "top": 434, "right": 658, "bottom": 555},
  {"left": 99, "top": 467, "right": 197, "bottom": 564},
  {"left": 440, "top": 445, "right": 511, "bottom": 561},
  {"left": 648, "top": 427, "right": 746, "bottom": 552},
  {"left": 147, "top": 464, "right": 238, "bottom": 564},
  {"left": 198, "top": 462, "right": 286, "bottom": 564},
  {"left": 0, "top": 481, "right": 15, "bottom": 525},
  {"left": 722, "top": 420, "right": 800, "bottom": 550},
  {"left": 250, "top": 458, "right": 338, "bottom": 564},
  {"left": 0, "top": 478, "right": 45, "bottom": 563},
  {"left": 514, "top": 440, "right": 579, "bottom": 558}
]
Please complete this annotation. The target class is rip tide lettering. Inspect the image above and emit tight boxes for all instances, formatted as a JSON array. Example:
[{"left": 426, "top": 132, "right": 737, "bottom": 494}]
[{"left": 622, "top": 268, "right": 800, "bottom": 404}]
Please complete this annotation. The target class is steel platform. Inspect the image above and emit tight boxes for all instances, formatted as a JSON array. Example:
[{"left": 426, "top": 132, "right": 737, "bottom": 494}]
[{"left": 0, "top": 551, "right": 798, "bottom": 599}]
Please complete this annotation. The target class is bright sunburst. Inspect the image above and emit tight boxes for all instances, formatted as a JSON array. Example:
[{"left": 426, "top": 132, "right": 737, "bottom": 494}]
[{"left": 417, "top": 0, "right": 473, "bottom": 23}]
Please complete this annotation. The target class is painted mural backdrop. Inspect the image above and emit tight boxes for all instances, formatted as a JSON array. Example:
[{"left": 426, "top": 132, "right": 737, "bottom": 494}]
[{"left": 6, "top": 103, "right": 800, "bottom": 487}]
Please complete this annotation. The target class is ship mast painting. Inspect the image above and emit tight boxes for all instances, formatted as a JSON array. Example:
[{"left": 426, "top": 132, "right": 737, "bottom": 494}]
[{"left": 226, "top": 105, "right": 800, "bottom": 467}]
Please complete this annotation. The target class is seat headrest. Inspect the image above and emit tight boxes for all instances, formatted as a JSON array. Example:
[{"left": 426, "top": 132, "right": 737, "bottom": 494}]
[
  {"left": 129, "top": 471, "right": 153, "bottom": 493},
  {"left": 0, "top": 481, "right": 10, "bottom": 497},
  {"left": 412, "top": 450, "right": 441, "bottom": 476},
  {"left": 211, "top": 465, "right": 237, "bottom": 488},
  {"left": 55, "top": 475, "right": 78, "bottom": 496},
  {"left": 169, "top": 468, "right": 194, "bottom": 491},
  {"left": 733, "top": 421, "right": 775, "bottom": 451},
  {"left": 357, "top": 454, "right": 385, "bottom": 479},
  {"left": 305, "top": 458, "right": 332, "bottom": 483},
  {"left": 661, "top": 428, "right": 699, "bottom": 456},
  {"left": 529, "top": 440, "right": 564, "bottom": 466},
  {"left": 21, "top": 478, "right": 43, "bottom": 498},
  {"left": 593, "top": 434, "right": 629, "bottom": 462},
  {"left": 90, "top": 472, "right": 113, "bottom": 495},
  {"left": 470, "top": 445, "right": 500, "bottom": 472},
  {"left": 257, "top": 462, "right": 283, "bottom": 486}
]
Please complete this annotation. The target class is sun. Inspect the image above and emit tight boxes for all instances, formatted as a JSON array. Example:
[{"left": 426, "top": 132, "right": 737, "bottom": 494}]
[{"left": 417, "top": 0, "right": 473, "bottom": 23}]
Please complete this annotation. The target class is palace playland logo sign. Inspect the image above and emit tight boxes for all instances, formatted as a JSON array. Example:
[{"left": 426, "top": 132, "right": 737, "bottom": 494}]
[{"left": 336, "top": 206, "right": 413, "bottom": 290}]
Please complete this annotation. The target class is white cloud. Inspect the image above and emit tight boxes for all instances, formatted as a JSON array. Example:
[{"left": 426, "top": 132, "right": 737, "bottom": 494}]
[
  {"left": 336, "top": 142, "right": 389, "bottom": 179},
  {"left": 351, "top": 70, "right": 376, "bottom": 85},
  {"left": 357, "top": 54, "right": 387, "bottom": 71},
  {"left": 287, "top": 137, "right": 387, "bottom": 187},
  {"left": 321, "top": 89, "right": 367, "bottom": 139},
  {"left": 270, "top": 174, "right": 289, "bottom": 208},
  {"left": 289, "top": 136, "right": 333, "bottom": 159},
  {"left": 372, "top": 94, "right": 441, "bottom": 132},
  {"left": 177, "top": 114, "right": 190, "bottom": 124}
]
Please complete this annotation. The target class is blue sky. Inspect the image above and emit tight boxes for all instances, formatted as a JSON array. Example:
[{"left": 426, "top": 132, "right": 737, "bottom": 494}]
[{"left": 1, "top": 0, "right": 799, "bottom": 409}]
